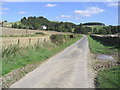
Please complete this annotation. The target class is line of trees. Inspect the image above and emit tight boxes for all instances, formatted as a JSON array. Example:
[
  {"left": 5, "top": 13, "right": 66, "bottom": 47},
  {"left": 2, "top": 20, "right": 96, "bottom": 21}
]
[
  {"left": 92, "top": 26, "right": 120, "bottom": 35},
  {"left": 74, "top": 23, "right": 120, "bottom": 35},
  {"left": 11, "top": 16, "right": 120, "bottom": 34},
  {"left": 12, "top": 16, "right": 76, "bottom": 33},
  {"left": 82, "top": 22, "right": 105, "bottom": 26},
  {"left": 74, "top": 23, "right": 92, "bottom": 34}
]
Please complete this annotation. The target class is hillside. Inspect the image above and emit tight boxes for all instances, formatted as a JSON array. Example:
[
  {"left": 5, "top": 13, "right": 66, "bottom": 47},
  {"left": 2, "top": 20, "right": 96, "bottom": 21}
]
[
  {"left": 10, "top": 16, "right": 76, "bottom": 33},
  {"left": 2, "top": 21, "right": 21, "bottom": 27}
]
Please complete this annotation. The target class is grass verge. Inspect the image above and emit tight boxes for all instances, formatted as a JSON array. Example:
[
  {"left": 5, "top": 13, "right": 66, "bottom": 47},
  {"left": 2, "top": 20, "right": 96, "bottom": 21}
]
[
  {"left": 87, "top": 35, "right": 119, "bottom": 88},
  {"left": 97, "top": 65, "right": 119, "bottom": 88},
  {"left": 87, "top": 35, "right": 118, "bottom": 55},
  {"left": 2, "top": 35, "right": 83, "bottom": 76}
]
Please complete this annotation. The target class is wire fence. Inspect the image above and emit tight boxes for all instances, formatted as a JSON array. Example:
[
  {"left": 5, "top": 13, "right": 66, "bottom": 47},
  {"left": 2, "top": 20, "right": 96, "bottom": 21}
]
[{"left": 2, "top": 37, "right": 50, "bottom": 49}]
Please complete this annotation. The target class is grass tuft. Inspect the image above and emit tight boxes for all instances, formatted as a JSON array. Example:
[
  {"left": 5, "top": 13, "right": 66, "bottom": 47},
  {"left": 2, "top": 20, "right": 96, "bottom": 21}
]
[
  {"left": 97, "top": 65, "right": 119, "bottom": 88},
  {"left": 2, "top": 35, "right": 83, "bottom": 76}
]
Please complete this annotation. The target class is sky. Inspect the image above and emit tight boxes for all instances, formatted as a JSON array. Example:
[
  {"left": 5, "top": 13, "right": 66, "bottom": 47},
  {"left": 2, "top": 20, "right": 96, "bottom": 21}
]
[
  {"left": 1, "top": 0, "right": 120, "bottom": 2},
  {"left": 1, "top": 2, "right": 119, "bottom": 26}
]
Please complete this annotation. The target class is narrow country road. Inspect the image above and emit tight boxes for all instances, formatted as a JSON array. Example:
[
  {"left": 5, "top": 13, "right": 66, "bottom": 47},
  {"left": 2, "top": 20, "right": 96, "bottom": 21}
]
[{"left": 11, "top": 35, "right": 90, "bottom": 88}]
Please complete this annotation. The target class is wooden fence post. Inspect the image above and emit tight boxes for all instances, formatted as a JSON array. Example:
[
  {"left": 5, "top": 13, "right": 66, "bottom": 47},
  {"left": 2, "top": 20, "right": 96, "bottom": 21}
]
[
  {"left": 18, "top": 39, "right": 20, "bottom": 44},
  {"left": 67, "top": 35, "right": 69, "bottom": 40},
  {"left": 29, "top": 39, "right": 31, "bottom": 44},
  {"left": 44, "top": 38, "right": 46, "bottom": 43},
  {"left": 37, "top": 38, "right": 40, "bottom": 45}
]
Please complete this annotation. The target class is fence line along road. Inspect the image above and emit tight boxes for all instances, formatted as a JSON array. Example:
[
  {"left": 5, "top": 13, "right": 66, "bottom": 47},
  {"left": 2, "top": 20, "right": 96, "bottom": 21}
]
[
  {"left": 10, "top": 35, "right": 92, "bottom": 88},
  {"left": 2, "top": 36, "right": 50, "bottom": 48}
]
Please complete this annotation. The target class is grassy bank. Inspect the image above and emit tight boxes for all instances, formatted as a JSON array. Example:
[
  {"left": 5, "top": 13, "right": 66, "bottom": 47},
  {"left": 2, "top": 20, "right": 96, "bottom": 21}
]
[
  {"left": 87, "top": 35, "right": 119, "bottom": 88},
  {"left": 97, "top": 65, "right": 119, "bottom": 88},
  {"left": 87, "top": 35, "right": 117, "bottom": 55},
  {"left": 2, "top": 35, "right": 83, "bottom": 76}
]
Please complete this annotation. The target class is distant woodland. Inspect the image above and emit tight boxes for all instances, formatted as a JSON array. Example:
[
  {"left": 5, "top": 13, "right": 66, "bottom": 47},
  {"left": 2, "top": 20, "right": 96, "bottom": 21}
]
[{"left": 3, "top": 16, "right": 119, "bottom": 34}]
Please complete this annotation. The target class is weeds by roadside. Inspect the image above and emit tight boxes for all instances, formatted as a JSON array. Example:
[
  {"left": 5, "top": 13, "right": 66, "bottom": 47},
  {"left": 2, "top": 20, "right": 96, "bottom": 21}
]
[
  {"left": 87, "top": 35, "right": 118, "bottom": 55},
  {"left": 87, "top": 35, "right": 119, "bottom": 88},
  {"left": 96, "top": 65, "right": 119, "bottom": 88},
  {"left": 2, "top": 34, "right": 82, "bottom": 76}
]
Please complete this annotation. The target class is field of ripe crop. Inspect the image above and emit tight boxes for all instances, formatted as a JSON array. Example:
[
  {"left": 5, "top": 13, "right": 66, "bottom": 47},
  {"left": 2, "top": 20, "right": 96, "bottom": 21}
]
[
  {"left": 2, "top": 36, "right": 50, "bottom": 47},
  {"left": 1, "top": 27, "right": 71, "bottom": 47},
  {"left": 1, "top": 27, "right": 70, "bottom": 36}
]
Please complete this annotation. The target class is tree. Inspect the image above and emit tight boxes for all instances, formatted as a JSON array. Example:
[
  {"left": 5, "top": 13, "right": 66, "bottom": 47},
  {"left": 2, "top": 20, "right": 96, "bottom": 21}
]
[
  {"left": 21, "top": 17, "right": 27, "bottom": 25},
  {"left": 18, "top": 24, "right": 24, "bottom": 29},
  {"left": 20, "top": 16, "right": 77, "bottom": 33},
  {"left": 106, "top": 27, "right": 112, "bottom": 34},
  {"left": 57, "top": 25, "right": 64, "bottom": 32},
  {"left": 67, "top": 27, "right": 72, "bottom": 32},
  {"left": 117, "top": 26, "right": 120, "bottom": 33},
  {"left": 29, "top": 25, "right": 33, "bottom": 29},
  {"left": 98, "top": 28, "right": 107, "bottom": 35},
  {"left": 74, "top": 27, "right": 79, "bottom": 33},
  {"left": 12, "top": 23, "right": 18, "bottom": 28},
  {"left": 93, "top": 28, "right": 98, "bottom": 34},
  {"left": 33, "top": 23, "right": 38, "bottom": 30},
  {"left": 4, "top": 20, "right": 7, "bottom": 22}
]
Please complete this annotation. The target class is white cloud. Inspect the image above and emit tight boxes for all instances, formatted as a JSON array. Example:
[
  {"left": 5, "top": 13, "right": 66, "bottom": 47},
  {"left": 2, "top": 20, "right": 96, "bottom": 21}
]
[
  {"left": 75, "top": 17, "right": 79, "bottom": 20},
  {"left": 2, "top": 8, "right": 9, "bottom": 10},
  {"left": 17, "top": 11, "right": 26, "bottom": 14},
  {"left": 107, "top": 2, "right": 118, "bottom": 7},
  {"left": 0, "top": 12, "right": 6, "bottom": 15},
  {"left": 46, "top": 3, "right": 57, "bottom": 7},
  {"left": 0, "top": 2, "right": 6, "bottom": 5},
  {"left": 74, "top": 7, "right": 104, "bottom": 17},
  {"left": 56, "top": 15, "right": 72, "bottom": 18}
]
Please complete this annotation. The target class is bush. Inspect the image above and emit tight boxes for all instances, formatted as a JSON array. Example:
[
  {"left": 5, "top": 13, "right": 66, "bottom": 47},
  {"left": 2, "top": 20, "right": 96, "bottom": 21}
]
[
  {"left": 90, "top": 35, "right": 119, "bottom": 48},
  {"left": 50, "top": 34, "right": 65, "bottom": 45},
  {"left": 69, "top": 35, "right": 74, "bottom": 38},
  {"left": 35, "top": 32, "right": 45, "bottom": 35}
]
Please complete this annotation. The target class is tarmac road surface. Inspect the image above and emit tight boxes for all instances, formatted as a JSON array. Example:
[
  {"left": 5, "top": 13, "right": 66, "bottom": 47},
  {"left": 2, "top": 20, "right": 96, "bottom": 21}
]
[{"left": 11, "top": 35, "right": 90, "bottom": 88}]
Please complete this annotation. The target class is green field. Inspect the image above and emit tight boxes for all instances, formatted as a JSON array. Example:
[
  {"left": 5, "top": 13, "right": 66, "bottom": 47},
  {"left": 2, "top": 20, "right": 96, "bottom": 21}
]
[
  {"left": 97, "top": 65, "right": 119, "bottom": 88},
  {"left": 2, "top": 35, "right": 83, "bottom": 76},
  {"left": 87, "top": 35, "right": 118, "bottom": 55},
  {"left": 91, "top": 25, "right": 104, "bottom": 30}
]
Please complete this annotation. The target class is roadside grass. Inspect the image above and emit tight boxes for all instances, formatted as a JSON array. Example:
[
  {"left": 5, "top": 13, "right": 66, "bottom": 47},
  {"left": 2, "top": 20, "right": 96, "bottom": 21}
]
[
  {"left": 87, "top": 35, "right": 119, "bottom": 88},
  {"left": 87, "top": 35, "right": 118, "bottom": 55},
  {"left": 2, "top": 35, "right": 83, "bottom": 76},
  {"left": 97, "top": 65, "right": 119, "bottom": 88}
]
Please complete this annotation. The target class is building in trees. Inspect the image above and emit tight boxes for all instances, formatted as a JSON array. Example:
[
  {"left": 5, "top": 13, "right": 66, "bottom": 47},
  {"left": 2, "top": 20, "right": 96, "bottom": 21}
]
[{"left": 41, "top": 25, "right": 47, "bottom": 30}]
